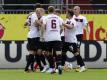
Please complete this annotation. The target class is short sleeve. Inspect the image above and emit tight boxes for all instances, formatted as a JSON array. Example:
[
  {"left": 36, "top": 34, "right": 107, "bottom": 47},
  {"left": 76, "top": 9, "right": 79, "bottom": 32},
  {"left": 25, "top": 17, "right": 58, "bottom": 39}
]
[
  {"left": 83, "top": 16, "right": 88, "bottom": 27},
  {"left": 31, "top": 13, "right": 38, "bottom": 23}
]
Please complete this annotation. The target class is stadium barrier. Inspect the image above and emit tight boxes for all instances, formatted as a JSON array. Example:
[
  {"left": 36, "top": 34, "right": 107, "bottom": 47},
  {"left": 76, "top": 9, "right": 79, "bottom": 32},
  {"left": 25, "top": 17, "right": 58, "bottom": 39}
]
[
  {"left": 1, "top": 4, "right": 107, "bottom": 14},
  {"left": 0, "top": 40, "right": 107, "bottom": 68},
  {"left": 0, "top": 13, "right": 107, "bottom": 68}
]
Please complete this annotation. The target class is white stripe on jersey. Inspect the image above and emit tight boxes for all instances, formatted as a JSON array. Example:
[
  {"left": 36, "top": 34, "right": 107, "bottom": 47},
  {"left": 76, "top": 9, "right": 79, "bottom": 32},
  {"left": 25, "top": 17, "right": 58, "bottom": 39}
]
[{"left": 73, "top": 15, "right": 88, "bottom": 35}]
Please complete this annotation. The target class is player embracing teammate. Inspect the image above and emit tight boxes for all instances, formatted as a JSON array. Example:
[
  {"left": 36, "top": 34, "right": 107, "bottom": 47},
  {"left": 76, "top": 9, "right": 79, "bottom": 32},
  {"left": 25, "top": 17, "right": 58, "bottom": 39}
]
[{"left": 24, "top": 4, "right": 88, "bottom": 74}]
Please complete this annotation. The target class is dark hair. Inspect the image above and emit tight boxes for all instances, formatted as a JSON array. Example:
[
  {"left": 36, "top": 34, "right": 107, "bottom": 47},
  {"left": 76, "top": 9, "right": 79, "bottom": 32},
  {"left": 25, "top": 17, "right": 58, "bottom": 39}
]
[
  {"left": 48, "top": 6, "right": 55, "bottom": 13},
  {"left": 34, "top": 3, "right": 42, "bottom": 9},
  {"left": 55, "top": 9, "right": 61, "bottom": 14},
  {"left": 67, "top": 9, "right": 74, "bottom": 17}
]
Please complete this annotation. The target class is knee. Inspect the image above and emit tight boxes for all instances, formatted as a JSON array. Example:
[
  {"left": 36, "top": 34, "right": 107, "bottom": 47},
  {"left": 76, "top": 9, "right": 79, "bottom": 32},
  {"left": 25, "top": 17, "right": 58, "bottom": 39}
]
[
  {"left": 37, "top": 49, "right": 42, "bottom": 55},
  {"left": 74, "top": 52, "right": 80, "bottom": 56}
]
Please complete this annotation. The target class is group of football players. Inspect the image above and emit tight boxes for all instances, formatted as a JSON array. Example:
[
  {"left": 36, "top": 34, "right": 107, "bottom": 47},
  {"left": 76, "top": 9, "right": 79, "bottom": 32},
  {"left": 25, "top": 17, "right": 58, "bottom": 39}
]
[{"left": 24, "top": 3, "right": 88, "bottom": 75}]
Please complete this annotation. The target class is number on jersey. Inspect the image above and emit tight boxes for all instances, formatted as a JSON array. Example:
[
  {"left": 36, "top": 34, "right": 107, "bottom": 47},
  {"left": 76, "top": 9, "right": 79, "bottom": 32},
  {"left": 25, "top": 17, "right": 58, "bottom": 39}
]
[{"left": 51, "top": 19, "right": 56, "bottom": 29}]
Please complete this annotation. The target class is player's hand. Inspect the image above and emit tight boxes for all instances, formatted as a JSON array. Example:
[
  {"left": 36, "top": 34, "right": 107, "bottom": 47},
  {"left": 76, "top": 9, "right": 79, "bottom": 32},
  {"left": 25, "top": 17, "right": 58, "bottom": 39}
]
[
  {"left": 85, "top": 26, "right": 90, "bottom": 40},
  {"left": 35, "top": 20, "right": 41, "bottom": 26}
]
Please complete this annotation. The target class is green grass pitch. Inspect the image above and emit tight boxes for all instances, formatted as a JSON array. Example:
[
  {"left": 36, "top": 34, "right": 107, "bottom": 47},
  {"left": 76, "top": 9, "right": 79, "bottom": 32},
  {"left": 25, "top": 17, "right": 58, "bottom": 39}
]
[{"left": 0, "top": 69, "right": 107, "bottom": 80}]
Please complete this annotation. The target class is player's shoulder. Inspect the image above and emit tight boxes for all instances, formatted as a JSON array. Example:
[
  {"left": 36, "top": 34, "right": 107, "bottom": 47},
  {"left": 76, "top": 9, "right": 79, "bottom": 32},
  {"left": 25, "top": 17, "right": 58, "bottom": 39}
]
[
  {"left": 29, "top": 12, "right": 34, "bottom": 15},
  {"left": 65, "top": 19, "right": 69, "bottom": 23},
  {"left": 70, "top": 18, "right": 76, "bottom": 22},
  {"left": 43, "top": 15, "right": 49, "bottom": 21},
  {"left": 31, "top": 12, "right": 37, "bottom": 17},
  {"left": 79, "top": 15, "right": 87, "bottom": 19},
  {"left": 45, "top": 14, "right": 50, "bottom": 19},
  {"left": 45, "top": 14, "right": 60, "bottom": 19},
  {"left": 69, "top": 18, "right": 76, "bottom": 26},
  {"left": 73, "top": 15, "right": 86, "bottom": 19},
  {"left": 41, "top": 16, "right": 46, "bottom": 20},
  {"left": 50, "top": 14, "right": 59, "bottom": 18},
  {"left": 26, "top": 12, "right": 34, "bottom": 19}
]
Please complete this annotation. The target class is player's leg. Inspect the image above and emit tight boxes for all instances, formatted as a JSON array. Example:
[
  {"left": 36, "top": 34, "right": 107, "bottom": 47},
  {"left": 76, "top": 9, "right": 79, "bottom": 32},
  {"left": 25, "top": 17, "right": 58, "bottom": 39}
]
[
  {"left": 76, "top": 34, "right": 83, "bottom": 68},
  {"left": 36, "top": 49, "right": 44, "bottom": 71},
  {"left": 62, "top": 42, "right": 72, "bottom": 71},
  {"left": 25, "top": 38, "right": 35, "bottom": 72},
  {"left": 40, "top": 42, "right": 47, "bottom": 66},
  {"left": 34, "top": 38, "right": 43, "bottom": 71},
  {"left": 25, "top": 51, "right": 34, "bottom": 72},
  {"left": 52, "top": 50, "right": 58, "bottom": 73},
  {"left": 40, "top": 42, "right": 49, "bottom": 72},
  {"left": 30, "top": 38, "right": 38, "bottom": 72},
  {"left": 61, "top": 36, "right": 66, "bottom": 66},
  {"left": 70, "top": 43, "right": 86, "bottom": 72},
  {"left": 45, "top": 42, "right": 54, "bottom": 73},
  {"left": 40, "top": 42, "right": 50, "bottom": 72},
  {"left": 40, "top": 52, "right": 49, "bottom": 72},
  {"left": 54, "top": 41, "right": 63, "bottom": 75}
]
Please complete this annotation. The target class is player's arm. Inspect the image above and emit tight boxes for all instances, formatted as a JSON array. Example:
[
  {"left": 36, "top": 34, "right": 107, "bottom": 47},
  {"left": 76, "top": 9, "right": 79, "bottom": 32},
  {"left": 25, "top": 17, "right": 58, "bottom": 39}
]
[
  {"left": 59, "top": 17, "right": 64, "bottom": 34},
  {"left": 63, "top": 23, "right": 74, "bottom": 29},
  {"left": 85, "top": 23, "right": 89, "bottom": 34},
  {"left": 83, "top": 17, "right": 89, "bottom": 33},
  {"left": 24, "top": 13, "right": 32, "bottom": 28},
  {"left": 32, "top": 16, "right": 40, "bottom": 27},
  {"left": 60, "top": 25, "right": 64, "bottom": 34},
  {"left": 24, "top": 19, "right": 30, "bottom": 27},
  {"left": 40, "top": 23, "right": 46, "bottom": 41},
  {"left": 40, "top": 17, "right": 46, "bottom": 41},
  {"left": 35, "top": 19, "right": 42, "bottom": 27},
  {"left": 27, "top": 12, "right": 34, "bottom": 18}
]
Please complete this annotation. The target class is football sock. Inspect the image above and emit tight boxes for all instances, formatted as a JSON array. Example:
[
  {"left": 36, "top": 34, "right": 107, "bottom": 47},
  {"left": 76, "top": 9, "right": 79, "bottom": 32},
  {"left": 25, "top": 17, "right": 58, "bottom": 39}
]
[
  {"left": 35, "top": 54, "right": 43, "bottom": 71},
  {"left": 62, "top": 53, "right": 67, "bottom": 66},
  {"left": 47, "top": 55, "right": 54, "bottom": 68},
  {"left": 40, "top": 54, "right": 46, "bottom": 65},
  {"left": 75, "top": 55, "right": 85, "bottom": 67},
  {"left": 25, "top": 54, "right": 34, "bottom": 71}
]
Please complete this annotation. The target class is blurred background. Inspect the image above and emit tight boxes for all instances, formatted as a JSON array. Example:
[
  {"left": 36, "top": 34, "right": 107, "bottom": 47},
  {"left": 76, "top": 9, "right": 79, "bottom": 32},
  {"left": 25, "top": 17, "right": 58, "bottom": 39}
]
[{"left": 0, "top": 0, "right": 107, "bottom": 14}]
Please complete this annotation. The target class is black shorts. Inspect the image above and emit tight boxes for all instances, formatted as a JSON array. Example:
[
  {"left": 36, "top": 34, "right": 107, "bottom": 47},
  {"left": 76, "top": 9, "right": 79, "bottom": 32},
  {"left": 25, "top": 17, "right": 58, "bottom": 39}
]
[
  {"left": 62, "top": 42, "right": 78, "bottom": 54},
  {"left": 61, "top": 36, "right": 65, "bottom": 51},
  {"left": 39, "top": 42, "right": 48, "bottom": 51},
  {"left": 61, "top": 36, "right": 65, "bottom": 43},
  {"left": 46, "top": 41, "right": 62, "bottom": 52},
  {"left": 76, "top": 34, "right": 83, "bottom": 48},
  {"left": 27, "top": 37, "right": 40, "bottom": 51}
]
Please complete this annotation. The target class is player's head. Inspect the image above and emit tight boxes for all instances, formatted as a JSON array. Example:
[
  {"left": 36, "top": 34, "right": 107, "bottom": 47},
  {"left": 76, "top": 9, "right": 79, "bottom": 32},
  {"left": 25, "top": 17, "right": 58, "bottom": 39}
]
[
  {"left": 66, "top": 9, "right": 74, "bottom": 18},
  {"left": 73, "top": 6, "right": 80, "bottom": 16},
  {"left": 48, "top": 6, "right": 55, "bottom": 14},
  {"left": 35, "top": 8, "right": 43, "bottom": 19},
  {"left": 54, "top": 9, "right": 61, "bottom": 16},
  {"left": 40, "top": 8, "right": 45, "bottom": 15},
  {"left": 34, "top": 3, "right": 42, "bottom": 9}
]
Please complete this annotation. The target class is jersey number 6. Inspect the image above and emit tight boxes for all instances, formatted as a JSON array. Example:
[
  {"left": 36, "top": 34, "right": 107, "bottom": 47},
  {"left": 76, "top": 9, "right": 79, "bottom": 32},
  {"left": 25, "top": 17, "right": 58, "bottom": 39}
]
[{"left": 51, "top": 19, "right": 56, "bottom": 29}]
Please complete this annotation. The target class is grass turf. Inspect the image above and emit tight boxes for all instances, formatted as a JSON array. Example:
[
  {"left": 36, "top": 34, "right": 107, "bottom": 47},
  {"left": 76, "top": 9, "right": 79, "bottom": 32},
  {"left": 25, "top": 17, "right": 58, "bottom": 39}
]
[{"left": 0, "top": 69, "right": 107, "bottom": 80}]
